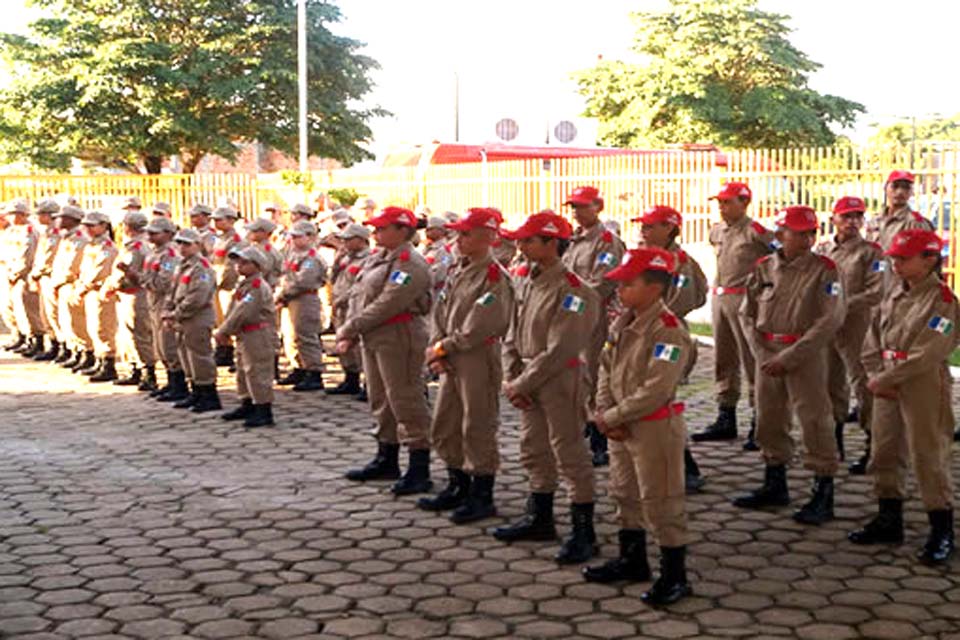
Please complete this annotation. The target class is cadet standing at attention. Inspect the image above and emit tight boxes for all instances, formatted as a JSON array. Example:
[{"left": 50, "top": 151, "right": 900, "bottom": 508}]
[
  {"left": 74, "top": 211, "right": 119, "bottom": 382},
  {"left": 4, "top": 200, "right": 42, "bottom": 357},
  {"left": 211, "top": 205, "right": 243, "bottom": 368},
  {"left": 327, "top": 223, "right": 370, "bottom": 396},
  {"left": 50, "top": 206, "right": 92, "bottom": 370},
  {"left": 28, "top": 199, "right": 62, "bottom": 360},
  {"left": 422, "top": 216, "right": 454, "bottom": 293}
]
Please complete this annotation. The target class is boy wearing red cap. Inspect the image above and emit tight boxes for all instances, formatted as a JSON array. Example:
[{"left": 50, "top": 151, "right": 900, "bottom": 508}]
[
  {"left": 495, "top": 210, "right": 600, "bottom": 564},
  {"left": 866, "top": 171, "right": 933, "bottom": 254},
  {"left": 418, "top": 208, "right": 515, "bottom": 523},
  {"left": 338, "top": 206, "right": 435, "bottom": 496},
  {"left": 849, "top": 229, "right": 958, "bottom": 565},
  {"left": 734, "top": 206, "right": 845, "bottom": 526},
  {"left": 816, "top": 197, "right": 883, "bottom": 472},
  {"left": 695, "top": 181, "right": 775, "bottom": 450},
  {"left": 582, "top": 247, "right": 694, "bottom": 605}
]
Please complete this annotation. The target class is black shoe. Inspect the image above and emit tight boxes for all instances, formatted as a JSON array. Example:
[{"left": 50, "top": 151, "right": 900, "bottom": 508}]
[
  {"left": 278, "top": 367, "right": 304, "bottom": 386},
  {"left": 54, "top": 346, "right": 73, "bottom": 364},
  {"left": 684, "top": 448, "right": 705, "bottom": 494},
  {"left": 157, "top": 371, "right": 189, "bottom": 402},
  {"left": 846, "top": 406, "right": 860, "bottom": 424},
  {"left": 733, "top": 465, "right": 790, "bottom": 509},
  {"left": 556, "top": 503, "right": 597, "bottom": 564},
  {"left": 583, "top": 529, "right": 651, "bottom": 583},
  {"left": 918, "top": 509, "right": 954, "bottom": 565},
  {"left": 392, "top": 449, "right": 433, "bottom": 496},
  {"left": 954, "top": 427, "right": 960, "bottom": 443},
  {"left": 190, "top": 384, "right": 222, "bottom": 413},
  {"left": 20, "top": 334, "right": 43, "bottom": 357},
  {"left": 33, "top": 339, "right": 59, "bottom": 361},
  {"left": 450, "top": 475, "right": 497, "bottom": 524},
  {"left": 354, "top": 385, "right": 368, "bottom": 402},
  {"left": 692, "top": 406, "right": 737, "bottom": 442},
  {"left": 417, "top": 468, "right": 470, "bottom": 511},
  {"left": 214, "top": 344, "right": 234, "bottom": 368},
  {"left": 585, "top": 422, "right": 609, "bottom": 467},
  {"left": 326, "top": 371, "right": 361, "bottom": 395},
  {"left": 222, "top": 398, "right": 255, "bottom": 421},
  {"left": 743, "top": 414, "right": 759, "bottom": 451},
  {"left": 793, "top": 476, "right": 834, "bottom": 525},
  {"left": 68, "top": 349, "right": 92, "bottom": 371},
  {"left": 243, "top": 404, "right": 275, "bottom": 428},
  {"left": 293, "top": 370, "right": 324, "bottom": 392},
  {"left": 849, "top": 499, "right": 904, "bottom": 545},
  {"left": 346, "top": 442, "right": 401, "bottom": 481},
  {"left": 81, "top": 357, "right": 103, "bottom": 376},
  {"left": 137, "top": 366, "right": 158, "bottom": 392},
  {"left": 89, "top": 357, "right": 118, "bottom": 382},
  {"left": 173, "top": 383, "right": 198, "bottom": 409},
  {"left": 3, "top": 332, "right": 26, "bottom": 352},
  {"left": 642, "top": 546, "right": 693, "bottom": 606},
  {"left": 113, "top": 366, "right": 141, "bottom": 386},
  {"left": 493, "top": 493, "right": 557, "bottom": 542}
]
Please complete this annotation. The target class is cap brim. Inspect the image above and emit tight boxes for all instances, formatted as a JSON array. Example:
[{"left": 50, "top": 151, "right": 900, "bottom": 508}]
[
  {"left": 444, "top": 221, "right": 474, "bottom": 231},
  {"left": 565, "top": 197, "right": 593, "bottom": 206},
  {"left": 834, "top": 207, "right": 865, "bottom": 216},
  {"left": 604, "top": 265, "right": 636, "bottom": 281}
]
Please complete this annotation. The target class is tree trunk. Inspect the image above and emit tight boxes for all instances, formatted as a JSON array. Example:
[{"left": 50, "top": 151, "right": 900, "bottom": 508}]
[
  {"left": 182, "top": 151, "right": 204, "bottom": 174},
  {"left": 142, "top": 155, "right": 163, "bottom": 174}
]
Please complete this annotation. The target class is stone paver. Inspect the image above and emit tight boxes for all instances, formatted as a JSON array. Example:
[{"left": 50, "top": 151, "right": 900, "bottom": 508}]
[{"left": 2, "top": 342, "right": 960, "bottom": 639}]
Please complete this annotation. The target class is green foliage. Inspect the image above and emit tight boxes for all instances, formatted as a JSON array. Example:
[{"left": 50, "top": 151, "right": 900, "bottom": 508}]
[
  {"left": 869, "top": 114, "right": 960, "bottom": 147},
  {"left": 0, "top": 0, "right": 386, "bottom": 173},
  {"left": 280, "top": 170, "right": 316, "bottom": 193},
  {"left": 327, "top": 187, "right": 359, "bottom": 207},
  {"left": 575, "top": 0, "right": 864, "bottom": 149}
]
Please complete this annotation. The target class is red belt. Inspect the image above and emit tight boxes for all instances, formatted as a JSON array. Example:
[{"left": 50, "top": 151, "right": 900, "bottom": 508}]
[
  {"left": 762, "top": 332, "right": 801, "bottom": 344},
  {"left": 118, "top": 287, "right": 140, "bottom": 294},
  {"left": 241, "top": 322, "right": 269, "bottom": 333},
  {"left": 384, "top": 312, "right": 414, "bottom": 326},
  {"left": 713, "top": 286, "right": 746, "bottom": 295},
  {"left": 641, "top": 402, "right": 685, "bottom": 422},
  {"left": 882, "top": 349, "right": 907, "bottom": 361},
  {"left": 565, "top": 357, "right": 582, "bottom": 369},
  {"left": 296, "top": 289, "right": 318, "bottom": 297}
]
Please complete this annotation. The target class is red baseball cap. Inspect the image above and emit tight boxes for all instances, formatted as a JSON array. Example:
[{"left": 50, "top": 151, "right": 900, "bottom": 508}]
[
  {"left": 832, "top": 196, "right": 866, "bottom": 216},
  {"left": 886, "top": 170, "right": 915, "bottom": 185},
  {"left": 565, "top": 186, "right": 601, "bottom": 206},
  {"left": 446, "top": 207, "right": 501, "bottom": 232},
  {"left": 633, "top": 205, "right": 682, "bottom": 227},
  {"left": 364, "top": 206, "right": 418, "bottom": 228},
  {"left": 605, "top": 247, "right": 676, "bottom": 281},
  {"left": 775, "top": 205, "right": 819, "bottom": 232},
  {"left": 710, "top": 181, "right": 752, "bottom": 202},
  {"left": 885, "top": 229, "right": 942, "bottom": 257},
  {"left": 502, "top": 210, "right": 573, "bottom": 240}
]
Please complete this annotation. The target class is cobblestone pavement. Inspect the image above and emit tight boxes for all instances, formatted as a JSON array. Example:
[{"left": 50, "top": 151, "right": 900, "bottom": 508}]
[{"left": 2, "top": 340, "right": 960, "bottom": 640}]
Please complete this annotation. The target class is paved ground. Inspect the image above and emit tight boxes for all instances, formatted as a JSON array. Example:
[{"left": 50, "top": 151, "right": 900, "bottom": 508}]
[{"left": 1, "top": 341, "right": 960, "bottom": 640}]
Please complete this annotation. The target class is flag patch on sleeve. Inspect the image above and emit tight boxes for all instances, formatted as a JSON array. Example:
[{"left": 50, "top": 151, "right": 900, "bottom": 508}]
[
  {"left": 653, "top": 343, "right": 681, "bottom": 362},
  {"left": 561, "top": 294, "right": 585, "bottom": 313},
  {"left": 597, "top": 252, "right": 616, "bottom": 266},
  {"left": 390, "top": 270, "right": 411, "bottom": 285},
  {"left": 929, "top": 316, "right": 954, "bottom": 335},
  {"left": 476, "top": 292, "right": 496, "bottom": 306},
  {"left": 871, "top": 260, "right": 887, "bottom": 273},
  {"left": 673, "top": 274, "right": 689, "bottom": 288},
  {"left": 825, "top": 282, "right": 841, "bottom": 296}
]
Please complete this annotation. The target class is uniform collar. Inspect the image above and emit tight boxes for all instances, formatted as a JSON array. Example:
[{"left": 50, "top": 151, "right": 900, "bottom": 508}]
[
  {"left": 530, "top": 259, "right": 565, "bottom": 283},
  {"left": 882, "top": 205, "right": 913, "bottom": 221},
  {"left": 385, "top": 242, "right": 414, "bottom": 261},
  {"left": 898, "top": 271, "right": 941, "bottom": 298},
  {"left": 623, "top": 299, "right": 667, "bottom": 336},
  {"left": 832, "top": 233, "right": 864, "bottom": 249},
  {"left": 723, "top": 215, "right": 751, "bottom": 231},
  {"left": 774, "top": 249, "right": 816, "bottom": 270},
  {"left": 574, "top": 222, "right": 601, "bottom": 241}
]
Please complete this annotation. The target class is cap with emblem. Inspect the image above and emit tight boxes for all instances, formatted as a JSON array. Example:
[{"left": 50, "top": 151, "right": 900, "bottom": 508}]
[
  {"left": 710, "top": 181, "right": 752, "bottom": 202},
  {"left": 151, "top": 201, "right": 171, "bottom": 215},
  {"left": 212, "top": 206, "right": 239, "bottom": 220},
  {"left": 886, "top": 170, "right": 915, "bottom": 185},
  {"left": 446, "top": 207, "right": 501, "bottom": 232},
  {"left": 885, "top": 229, "right": 942, "bottom": 257},
  {"left": 288, "top": 220, "right": 318, "bottom": 237},
  {"left": 775, "top": 206, "right": 819, "bottom": 232},
  {"left": 145, "top": 217, "right": 177, "bottom": 233},
  {"left": 290, "top": 203, "right": 315, "bottom": 218},
  {"left": 832, "top": 196, "right": 866, "bottom": 216},
  {"left": 565, "top": 186, "right": 601, "bottom": 206},
  {"left": 426, "top": 216, "right": 447, "bottom": 230},
  {"left": 330, "top": 208, "right": 353, "bottom": 225},
  {"left": 34, "top": 199, "right": 61, "bottom": 215},
  {"left": 188, "top": 203, "right": 213, "bottom": 217},
  {"left": 233, "top": 245, "right": 268, "bottom": 269},
  {"left": 336, "top": 223, "right": 371, "bottom": 240},
  {"left": 364, "top": 206, "right": 418, "bottom": 228},
  {"left": 502, "top": 210, "right": 573, "bottom": 240},
  {"left": 245, "top": 217, "right": 277, "bottom": 234},
  {"left": 55, "top": 205, "right": 85, "bottom": 221},
  {"left": 634, "top": 205, "right": 682, "bottom": 227},
  {"left": 81, "top": 211, "right": 111, "bottom": 226},
  {"left": 605, "top": 247, "right": 676, "bottom": 281},
  {"left": 123, "top": 211, "right": 149, "bottom": 228},
  {"left": 3, "top": 199, "right": 29, "bottom": 215},
  {"left": 174, "top": 228, "right": 202, "bottom": 244},
  {"left": 121, "top": 196, "right": 142, "bottom": 210}
]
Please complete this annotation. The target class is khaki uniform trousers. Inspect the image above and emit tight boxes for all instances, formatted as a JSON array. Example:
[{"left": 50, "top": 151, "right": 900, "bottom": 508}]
[
  {"left": 361, "top": 320, "right": 430, "bottom": 449},
  {"left": 755, "top": 345, "right": 838, "bottom": 476},
  {"left": 609, "top": 414, "right": 688, "bottom": 547},
  {"left": 150, "top": 304, "right": 181, "bottom": 372},
  {"left": 0, "top": 272, "right": 17, "bottom": 334},
  {"left": 430, "top": 343, "right": 502, "bottom": 475},
  {"left": 83, "top": 292, "right": 116, "bottom": 358},
  {"left": 62, "top": 284, "right": 92, "bottom": 351},
  {"left": 40, "top": 277, "right": 62, "bottom": 341},
  {"left": 12, "top": 280, "right": 43, "bottom": 334},
  {"left": 334, "top": 305, "right": 361, "bottom": 373},
  {"left": 583, "top": 312, "right": 609, "bottom": 411},
  {"left": 870, "top": 364, "right": 955, "bottom": 510},
  {"left": 712, "top": 292, "right": 756, "bottom": 408},
  {"left": 236, "top": 327, "right": 276, "bottom": 404},
  {"left": 176, "top": 313, "right": 216, "bottom": 385},
  {"left": 117, "top": 291, "right": 156, "bottom": 367},
  {"left": 827, "top": 312, "right": 872, "bottom": 430},
  {"left": 519, "top": 365, "right": 595, "bottom": 504},
  {"left": 282, "top": 294, "right": 324, "bottom": 370}
]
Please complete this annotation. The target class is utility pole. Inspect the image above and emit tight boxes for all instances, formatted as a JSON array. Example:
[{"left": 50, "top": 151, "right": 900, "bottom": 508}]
[
  {"left": 297, "top": 0, "right": 308, "bottom": 175},
  {"left": 454, "top": 71, "right": 460, "bottom": 142}
]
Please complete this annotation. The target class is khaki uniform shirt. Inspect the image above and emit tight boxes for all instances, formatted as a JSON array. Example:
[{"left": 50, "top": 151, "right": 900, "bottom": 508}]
[
  {"left": 665, "top": 242, "right": 708, "bottom": 318},
  {"left": 250, "top": 239, "right": 283, "bottom": 288},
  {"left": 815, "top": 235, "right": 884, "bottom": 318},
  {"left": 866, "top": 206, "right": 934, "bottom": 250},
  {"left": 141, "top": 243, "right": 181, "bottom": 308},
  {"left": 49, "top": 228, "right": 88, "bottom": 288},
  {"left": 597, "top": 300, "right": 693, "bottom": 428},
  {"left": 77, "top": 234, "right": 118, "bottom": 297},
  {"left": 502, "top": 261, "right": 600, "bottom": 396},
  {"left": 277, "top": 247, "right": 327, "bottom": 303},
  {"left": 492, "top": 237, "right": 517, "bottom": 267},
  {"left": 5, "top": 222, "right": 38, "bottom": 283},
  {"left": 212, "top": 229, "right": 243, "bottom": 292},
  {"left": 563, "top": 223, "right": 626, "bottom": 303},
  {"left": 332, "top": 248, "right": 370, "bottom": 315},
  {"left": 216, "top": 275, "right": 277, "bottom": 337},
  {"left": 740, "top": 251, "right": 845, "bottom": 369},
  {"left": 29, "top": 223, "right": 60, "bottom": 282},
  {"left": 195, "top": 226, "right": 216, "bottom": 257},
  {"left": 431, "top": 254, "right": 514, "bottom": 354},
  {"left": 105, "top": 233, "right": 149, "bottom": 293},
  {"left": 166, "top": 253, "right": 216, "bottom": 322},
  {"left": 709, "top": 216, "right": 776, "bottom": 289},
  {"left": 422, "top": 241, "right": 454, "bottom": 292}
]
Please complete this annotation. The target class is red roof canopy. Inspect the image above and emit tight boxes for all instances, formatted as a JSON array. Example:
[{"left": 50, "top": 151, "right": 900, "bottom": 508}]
[{"left": 382, "top": 143, "right": 669, "bottom": 167}]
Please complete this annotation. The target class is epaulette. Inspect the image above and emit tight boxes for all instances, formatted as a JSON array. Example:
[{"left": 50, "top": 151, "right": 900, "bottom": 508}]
[
  {"left": 252, "top": 278, "right": 262, "bottom": 289},
  {"left": 601, "top": 230, "right": 614, "bottom": 243},
  {"left": 308, "top": 248, "right": 316, "bottom": 257},
  {"left": 444, "top": 243, "right": 454, "bottom": 253},
  {"left": 133, "top": 241, "right": 142, "bottom": 250},
  {"left": 513, "top": 264, "right": 530, "bottom": 278},
  {"left": 756, "top": 255, "right": 771, "bottom": 266},
  {"left": 75, "top": 231, "right": 83, "bottom": 238},
  {"left": 167, "top": 248, "right": 176, "bottom": 257},
  {"left": 232, "top": 233, "right": 241, "bottom": 243},
  {"left": 751, "top": 221, "right": 769, "bottom": 235},
  {"left": 565, "top": 272, "right": 581, "bottom": 288},
  {"left": 425, "top": 256, "right": 436, "bottom": 265},
  {"left": 399, "top": 250, "right": 410, "bottom": 262},
  {"left": 941, "top": 283, "right": 956, "bottom": 303},
  {"left": 26, "top": 226, "right": 33, "bottom": 234},
  {"left": 200, "top": 257, "right": 210, "bottom": 268},
  {"left": 151, "top": 262, "right": 160, "bottom": 272},
  {"left": 911, "top": 211, "right": 927, "bottom": 223},
  {"left": 487, "top": 263, "right": 501, "bottom": 283},
  {"left": 347, "top": 265, "right": 361, "bottom": 275},
  {"left": 214, "top": 249, "right": 226, "bottom": 257},
  {"left": 180, "top": 275, "right": 191, "bottom": 284},
  {"left": 676, "top": 249, "right": 688, "bottom": 264},
  {"left": 818, "top": 255, "right": 837, "bottom": 270},
  {"left": 660, "top": 311, "right": 680, "bottom": 328},
  {"left": 868, "top": 241, "right": 882, "bottom": 252},
  {"left": 104, "top": 239, "right": 113, "bottom": 247}
]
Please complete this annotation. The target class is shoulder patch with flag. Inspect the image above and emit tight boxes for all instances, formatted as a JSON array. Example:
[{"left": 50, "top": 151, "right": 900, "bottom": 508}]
[
  {"left": 928, "top": 316, "right": 954, "bottom": 335},
  {"left": 242, "top": 293, "right": 254, "bottom": 304},
  {"left": 561, "top": 294, "right": 585, "bottom": 313},
  {"left": 825, "top": 282, "right": 841, "bottom": 296},
  {"left": 653, "top": 343, "right": 682, "bottom": 362},
  {"left": 596, "top": 252, "right": 617, "bottom": 267},
  {"left": 476, "top": 292, "right": 496, "bottom": 306},
  {"left": 673, "top": 274, "right": 690, "bottom": 288},
  {"left": 871, "top": 260, "right": 887, "bottom": 272},
  {"left": 390, "top": 270, "right": 411, "bottom": 285}
]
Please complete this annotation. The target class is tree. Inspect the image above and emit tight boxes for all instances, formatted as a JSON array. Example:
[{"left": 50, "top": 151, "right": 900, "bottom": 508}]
[
  {"left": 869, "top": 114, "right": 960, "bottom": 147},
  {"left": 575, "top": 0, "right": 864, "bottom": 149},
  {"left": 0, "top": 0, "right": 385, "bottom": 173}
]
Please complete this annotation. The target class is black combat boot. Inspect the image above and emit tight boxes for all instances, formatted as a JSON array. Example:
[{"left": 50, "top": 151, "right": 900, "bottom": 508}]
[
  {"left": 172, "top": 382, "right": 198, "bottom": 409},
  {"left": 733, "top": 465, "right": 790, "bottom": 509},
  {"left": 583, "top": 528, "right": 651, "bottom": 583},
  {"left": 55, "top": 345, "right": 73, "bottom": 364},
  {"left": 345, "top": 442, "right": 401, "bottom": 481},
  {"left": 493, "top": 493, "right": 557, "bottom": 542},
  {"left": 354, "top": 383, "right": 368, "bottom": 402},
  {"left": 417, "top": 468, "right": 470, "bottom": 511},
  {"left": 81, "top": 356, "right": 103, "bottom": 376},
  {"left": 642, "top": 546, "right": 693, "bottom": 606},
  {"left": 846, "top": 406, "right": 860, "bottom": 423},
  {"left": 327, "top": 371, "right": 361, "bottom": 395},
  {"left": 277, "top": 368, "right": 305, "bottom": 386},
  {"left": 684, "top": 448, "right": 705, "bottom": 493},
  {"left": 917, "top": 509, "right": 954, "bottom": 565},
  {"left": 33, "top": 339, "right": 59, "bottom": 361},
  {"left": 113, "top": 365, "right": 141, "bottom": 386},
  {"left": 793, "top": 476, "right": 834, "bottom": 525},
  {"left": 222, "top": 398, "right": 255, "bottom": 421},
  {"left": 848, "top": 499, "right": 904, "bottom": 545},
  {"left": 21, "top": 334, "right": 44, "bottom": 357},
  {"left": 158, "top": 371, "right": 189, "bottom": 402},
  {"left": 137, "top": 366, "right": 158, "bottom": 392},
  {"left": 556, "top": 503, "right": 597, "bottom": 564},
  {"left": 849, "top": 430, "right": 871, "bottom": 475},
  {"left": 243, "top": 404, "right": 274, "bottom": 428},
  {"left": 72, "top": 350, "right": 96, "bottom": 373},
  {"left": 89, "top": 357, "right": 118, "bottom": 382},
  {"left": 214, "top": 344, "right": 234, "bottom": 368},
  {"left": 585, "top": 422, "right": 609, "bottom": 467},
  {"left": 743, "top": 412, "right": 759, "bottom": 451},
  {"left": 3, "top": 332, "right": 26, "bottom": 352},
  {"left": 190, "top": 384, "right": 222, "bottom": 413},
  {"left": 293, "top": 370, "right": 324, "bottom": 392},
  {"left": 391, "top": 449, "right": 433, "bottom": 495},
  {"left": 692, "top": 406, "right": 737, "bottom": 442},
  {"left": 450, "top": 474, "right": 497, "bottom": 524}
]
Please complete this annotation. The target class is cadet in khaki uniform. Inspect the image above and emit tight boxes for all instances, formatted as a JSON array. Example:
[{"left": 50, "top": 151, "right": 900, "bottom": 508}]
[
  {"left": 0, "top": 213, "right": 21, "bottom": 351},
  {"left": 276, "top": 220, "right": 327, "bottom": 392},
  {"left": 418, "top": 208, "right": 515, "bottom": 523},
  {"left": 138, "top": 217, "right": 187, "bottom": 401},
  {"left": 74, "top": 212, "right": 119, "bottom": 381},
  {"left": 561, "top": 186, "right": 626, "bottom": 467},
  {"left": 151, "top": 202, "right": 172, "bottom": 218},
  {"left": 695, "top": 182, "right": 776, "bottom": 449},
  {"left": 217, "top": 245, "right": 278, "bottom": 428},
  {"left": 49, "top": 206, "right": 92, "bottom": 369},
  {"left": 849, "top": 229, "right": 958, "bottom": 565},
  {"left": 422, "top": 216, "right": 454, "bottom": 292},
  {"left": 3, "top": 200, "right": 43, "bottom": 357},
  {"left": 29, "top": 199, "right": 63, "bottom": 360},
  {"left": 337, "top": 207, "right": 434, "bottom": 496},
  {"left": 244, "top": 218, "right": 283, "bottom": 288},
  {"left": 635, "top": 205, "right": 709, "bottom": 493},
  {"left": 866, "top": 171, "right": 934, "bottom": 267},
  {"left": 735, "top": 206, "right": 845, "bottom": 525},
  {"left": 211, "top": 205, "right": 243, "bottom": 367},
  {"left": 815, "top": 196, "right": 883, "bottom": 471},
  {"left": 105, "top": 211, "right": 157, "bottom": 389},
  {"left": 163, "top": 228, "right": 221, "bottom": 412},
  {"left": 495, "top": 211, "right": 600, "bottom": 565},
  {"left": 583, "top": 247, "right": 693, "bottom": 605},
  {"left": 188, "top": 204, "right": 216, "bottom": 256},
  {"left": 327, "top": 223, "right": 370, "bottom": 395}
]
